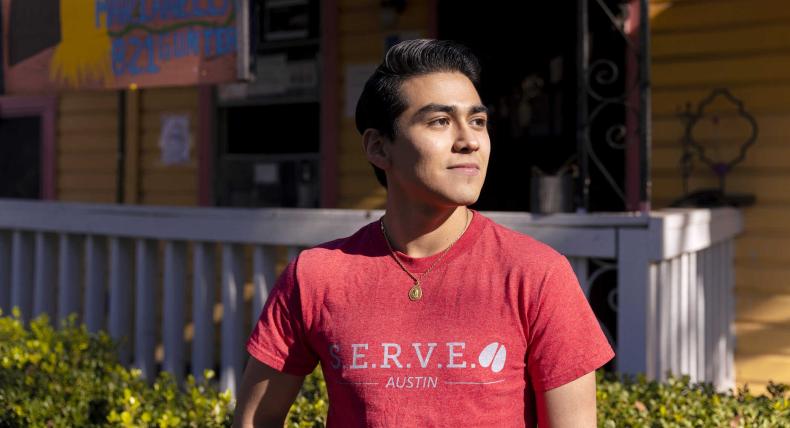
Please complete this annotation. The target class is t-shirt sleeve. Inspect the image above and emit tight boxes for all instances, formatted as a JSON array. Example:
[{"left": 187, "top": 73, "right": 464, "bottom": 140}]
[
  {"left": 246, "top": 258, "right": 319, "bottom": 376},
  {"left": 526, "top": 256, "right": 615, "bottom": 392}
]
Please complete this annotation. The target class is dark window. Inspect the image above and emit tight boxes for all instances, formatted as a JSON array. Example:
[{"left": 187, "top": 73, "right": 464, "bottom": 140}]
[
  {"left": 225, "top": 103, "right": 319, "bottom": 154},
  {"left": 0, "top": 116, "right": 41, "bottom": 199}
]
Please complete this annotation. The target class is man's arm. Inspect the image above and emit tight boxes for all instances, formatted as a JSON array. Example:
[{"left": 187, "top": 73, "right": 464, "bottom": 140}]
[
  {"left": 232, "top": 358, "right": 305, "bottom": 428},
  {"left": 535, "top": 371, "right": 597, "bottom": 427}
]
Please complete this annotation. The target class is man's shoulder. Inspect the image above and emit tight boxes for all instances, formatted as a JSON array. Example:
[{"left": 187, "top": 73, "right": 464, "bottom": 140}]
[
  {"left": 294, "top": 221, "right": 378, "bottom": 270},
  {"left": 479, "top": 213, "right": 567, "bottom": 265}
]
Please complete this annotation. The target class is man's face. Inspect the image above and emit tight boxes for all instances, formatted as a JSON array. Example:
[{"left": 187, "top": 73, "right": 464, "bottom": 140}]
[{"left": 385, "top": 71, "right": 490, "bottom": 207}]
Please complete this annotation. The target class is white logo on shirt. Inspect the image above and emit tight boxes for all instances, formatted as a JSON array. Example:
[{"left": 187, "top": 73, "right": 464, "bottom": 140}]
[
  {"left": 478, "top": 342, "right": 507, "bottom": 373},
  {"left": 328, "top": 341, "right": 507, "bottom": 377}
]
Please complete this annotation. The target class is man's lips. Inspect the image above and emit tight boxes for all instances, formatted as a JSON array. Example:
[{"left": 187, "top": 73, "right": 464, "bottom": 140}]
[{"left": 448, "top": 164, "right": 480, "bottom": 175}]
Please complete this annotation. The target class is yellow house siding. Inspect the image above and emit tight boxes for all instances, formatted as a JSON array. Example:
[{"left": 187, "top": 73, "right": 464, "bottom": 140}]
[
  {"left": 55, "top": 86, "right": 199, "bottom": 206},
  {"left": 138, "top": 87, "right": 199, "bottom": 206},
  {"left": 56, "top": 91, "right": 119, "bottom": 203},
  {"left": 336, "top": 0, "right": 430, "bottom": 208},
  {"left": 651, "top": 0, "right": 790, "bottom": 391}
]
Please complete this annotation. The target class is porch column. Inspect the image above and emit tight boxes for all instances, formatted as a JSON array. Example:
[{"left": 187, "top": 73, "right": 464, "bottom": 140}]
[{"left": 616, "top": 228, "right": 653, "bottom": 375}]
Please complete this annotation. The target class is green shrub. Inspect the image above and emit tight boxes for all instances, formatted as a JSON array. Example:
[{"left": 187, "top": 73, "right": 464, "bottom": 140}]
[
  {"left": 597, "top": 372, "right": 790, "bottom": 427},
  {"left": 2, "top": 310, "right": 788, "bottom": 427},
  {"left": 0, "top": 309, "right": 232, "bottom": 427},
  {"left": 286, "top": 367, "right": 328, "bottom": 428}
]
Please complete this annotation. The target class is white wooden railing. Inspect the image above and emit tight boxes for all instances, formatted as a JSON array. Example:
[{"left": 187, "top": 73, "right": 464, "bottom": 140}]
[{"left": 0, "top": 199, "right": 742, "bottom": 394}]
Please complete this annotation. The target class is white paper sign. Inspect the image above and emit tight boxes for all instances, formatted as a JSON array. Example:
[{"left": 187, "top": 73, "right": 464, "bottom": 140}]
[{"left": 159, "top": 114, "right": 191, "bottom": 165}]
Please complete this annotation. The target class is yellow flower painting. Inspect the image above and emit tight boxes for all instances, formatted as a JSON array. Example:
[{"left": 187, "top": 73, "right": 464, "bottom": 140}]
[{"left": 49, "top": 1, "right": 113, "bottom": 87}]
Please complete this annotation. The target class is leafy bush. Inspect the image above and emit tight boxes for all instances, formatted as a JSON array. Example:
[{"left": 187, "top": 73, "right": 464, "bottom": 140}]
[
  {"left": 2, "top": 309, "right": 788, "bottom": 427},
  {"left": 286, "top": 367, "right": 328, "bottom": 428},
  {"left": 597, "top": 372, "right": 790, "bottom": 427},
  {"left": 0, "top": 309, "right": 232, "bottom": 427}
]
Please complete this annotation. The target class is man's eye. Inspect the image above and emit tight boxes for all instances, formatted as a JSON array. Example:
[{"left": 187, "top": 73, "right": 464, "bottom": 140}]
[
  {"left": 471, "top": 118, "right": 487, "bottom": 128},
  {"left": 429, "top": 118, "right": 451, "bottom": 127}
]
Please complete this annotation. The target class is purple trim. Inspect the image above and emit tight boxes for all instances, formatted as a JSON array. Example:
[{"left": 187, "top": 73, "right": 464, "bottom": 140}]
[
  {"left": 197, "top": 85, "right": 213, "bottom": 206},
  {"left": 320, "top": 0, "right": 339, "bottom": 208},
  {"left": 625, "top": 0, "right": 641, "bottom": 211},
  {"left": 0, "top": 95, "right": 57, "bottom": 200}
]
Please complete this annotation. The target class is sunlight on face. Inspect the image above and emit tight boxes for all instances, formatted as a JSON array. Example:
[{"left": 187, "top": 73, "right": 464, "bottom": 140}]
[{"left": 385, "top": 72, "right": 491, "bottom": 208}]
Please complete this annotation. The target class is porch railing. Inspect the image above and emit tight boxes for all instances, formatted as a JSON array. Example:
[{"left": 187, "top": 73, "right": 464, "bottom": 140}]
[{"left": 0, "top": 199, "right": 741, "bottom": 394}]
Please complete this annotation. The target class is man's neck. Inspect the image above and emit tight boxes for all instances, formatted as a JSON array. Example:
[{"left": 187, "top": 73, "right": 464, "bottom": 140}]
[{"left": 381, "top": 201, "right": 470, "bottom": 259}]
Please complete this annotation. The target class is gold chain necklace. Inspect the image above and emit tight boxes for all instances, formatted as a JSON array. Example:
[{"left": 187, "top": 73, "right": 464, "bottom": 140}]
[{"left": 379, "top": 209, "right": 470, "bottom": 301}]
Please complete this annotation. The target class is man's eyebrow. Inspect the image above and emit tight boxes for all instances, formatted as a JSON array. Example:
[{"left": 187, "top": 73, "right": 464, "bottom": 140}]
[
  {"left": 414, "top": 103, "right": 456, "bottom": 116},
  {"left": 470, "top": 105, "right": 488, "bottom": 115},
  {"left": 413, "top": 104, "right": 489, "bottom": 116}
]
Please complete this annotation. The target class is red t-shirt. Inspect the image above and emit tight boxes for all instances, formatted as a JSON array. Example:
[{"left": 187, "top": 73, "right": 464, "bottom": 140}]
[{"left": 247, "top": 211, "right": 614, "bottom": 427}]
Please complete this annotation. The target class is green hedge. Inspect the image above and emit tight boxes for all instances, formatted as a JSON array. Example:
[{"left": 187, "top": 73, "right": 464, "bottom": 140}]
[
  {"left": 1, "top": 310, "right": 788, "bottom": 427},
  {"left": 0, "top": 309, "right": 233, "bottom": 427},
  {"left": 597, "top": 373, "right": 789, "bottom": 427}
]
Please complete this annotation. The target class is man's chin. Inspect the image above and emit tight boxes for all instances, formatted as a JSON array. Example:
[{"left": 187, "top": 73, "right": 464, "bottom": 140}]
[
  {"left": 446, "top": 191, "right": 481, "bottom": 207},
  {"left": 392, "top": 183, "right": 482, "bottom": 208}
]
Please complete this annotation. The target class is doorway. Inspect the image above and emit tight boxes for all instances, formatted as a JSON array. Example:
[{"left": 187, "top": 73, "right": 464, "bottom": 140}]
[
  {"left": 0, "top": 115, "right": 41, "bottom": 199},
  {"left": 0, "top": 96, "right": 56, "bottom": 200},
  {"left": 439, "top": 1, "right": 628, "bottom": 213}
]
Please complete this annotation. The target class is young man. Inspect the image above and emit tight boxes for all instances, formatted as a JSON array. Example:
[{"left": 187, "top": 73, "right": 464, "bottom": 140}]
[{"left": 233, "top": 39, "right": 613, "bottom": 427}]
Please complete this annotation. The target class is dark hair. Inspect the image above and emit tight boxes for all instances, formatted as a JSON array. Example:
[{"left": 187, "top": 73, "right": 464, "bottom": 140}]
[{"left": 355, "top": 39, "right": 482, "bottom": 188}]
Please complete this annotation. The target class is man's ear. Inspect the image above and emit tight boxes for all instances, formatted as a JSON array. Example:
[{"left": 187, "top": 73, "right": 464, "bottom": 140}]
[{"left": 362, "top": 128, "right": 391, "bottom": 171}]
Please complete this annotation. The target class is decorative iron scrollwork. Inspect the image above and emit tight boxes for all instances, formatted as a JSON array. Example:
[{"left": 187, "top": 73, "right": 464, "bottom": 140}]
[
  {"left": 577, "top": 0, "right": 650, "bottom": 211},
  {"left": 677, "top": 88, "right": 758, "bottom": 194},
  {"left": 585, "top": 258, "right": 618, "bottom": 352}
]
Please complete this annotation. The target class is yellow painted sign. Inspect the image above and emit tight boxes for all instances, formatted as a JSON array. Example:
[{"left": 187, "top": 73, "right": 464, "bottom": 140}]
[{"left": 2, "top": 0, "right": 238, "bottom": 93}]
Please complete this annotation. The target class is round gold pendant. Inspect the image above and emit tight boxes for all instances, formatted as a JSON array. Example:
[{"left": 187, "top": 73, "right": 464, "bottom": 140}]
[{"left": 408, "top": 284, "right": 423, "bottom": 301}]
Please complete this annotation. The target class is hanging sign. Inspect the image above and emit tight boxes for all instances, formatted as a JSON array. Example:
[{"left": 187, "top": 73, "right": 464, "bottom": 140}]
[{"left": 2, "top": 0, "right": 239, "bottom": 93}]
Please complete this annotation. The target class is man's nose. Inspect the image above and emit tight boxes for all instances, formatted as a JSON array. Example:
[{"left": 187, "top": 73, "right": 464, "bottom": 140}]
[{"left": 453, "top": 124, "right": 481, "bottom": 153}]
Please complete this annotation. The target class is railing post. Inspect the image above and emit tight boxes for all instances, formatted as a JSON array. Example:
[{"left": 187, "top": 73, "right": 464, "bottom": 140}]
[
  {"left": 109, "top": 238, "right": 133, "bottom": 365},
  {"left": 679, "top": 253, "right": 690, "bottom": 377},
  {"left": 688, "top": 252, "right": 701, "bottom": 382},
  {"left": 657, "top": 259, "right": 671, "bottom": 381},
  {"left": 221, "top": 243, "right": 245, "bottom": 396},
  {"left": 724, "top": 240, "right": 735, "bottom": 390},
  {"left": 616, "top": 228, "right": 652, "bottom": 376},
  {"left": 711, "top": 243, "right": 727, "bottom": 387},
  {"left": 33, "top": 232, "right": 56, "bottom": 322},
  {"left": 192, "top": 242, "right": 216, "bottom": 381},
  {"left": 646, "top": 261, "right": 658, "bottom": 380},
  {"left": 58, "top": 234, "right": 83, "bottom": 323},
  {"left": 669, "top": 256, "right": 681, "bottom": 375},
  {"left": 252, "top": 245, "right": 277, "bottom": 327},
  {"left": 135, "top": 239, "right": 158, "bottom": 379},
  {"left": 11, "top": 231, "right": 34, "bottom": 321},
  {"left": 163, "top": 241, "right": 187, "bottom": 383},
  {"left": 702, "top": 246, "right": 714, "bottom": 383},
  {"left": 85, "top": 236, "right": 108, "bottom": 333},
  {"left": 695, "top": 249, "right": 711, "bottom": 382}
]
